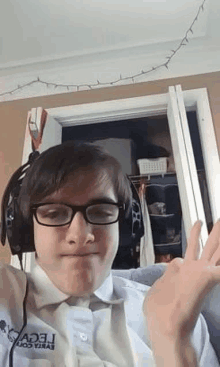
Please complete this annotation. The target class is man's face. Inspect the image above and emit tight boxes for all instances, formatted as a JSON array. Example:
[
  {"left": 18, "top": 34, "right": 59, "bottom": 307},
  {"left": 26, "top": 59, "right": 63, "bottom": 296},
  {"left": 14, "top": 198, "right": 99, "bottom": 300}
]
[{"left": 33, "top": 169, "right": 119, "bottom": 296}]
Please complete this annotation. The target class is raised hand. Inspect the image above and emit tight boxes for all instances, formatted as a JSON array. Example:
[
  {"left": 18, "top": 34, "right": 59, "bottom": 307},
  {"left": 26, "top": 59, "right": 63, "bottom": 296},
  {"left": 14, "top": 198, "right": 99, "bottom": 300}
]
[{"left": 143, "top": 220, "right": 220, "bottom": 365}]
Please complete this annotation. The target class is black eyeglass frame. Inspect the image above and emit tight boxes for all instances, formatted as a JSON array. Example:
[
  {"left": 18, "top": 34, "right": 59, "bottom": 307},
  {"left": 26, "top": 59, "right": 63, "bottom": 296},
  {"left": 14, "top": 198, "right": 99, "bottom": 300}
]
[{"left": 30, "top": 202, "right": 125, "bottom": 227}]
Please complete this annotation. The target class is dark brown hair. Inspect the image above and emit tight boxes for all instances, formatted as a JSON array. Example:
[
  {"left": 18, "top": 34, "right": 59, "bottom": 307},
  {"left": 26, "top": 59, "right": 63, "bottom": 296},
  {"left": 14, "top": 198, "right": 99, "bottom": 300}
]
[{"left": 18, "top": 141, "right": 132, "bottom": 220}]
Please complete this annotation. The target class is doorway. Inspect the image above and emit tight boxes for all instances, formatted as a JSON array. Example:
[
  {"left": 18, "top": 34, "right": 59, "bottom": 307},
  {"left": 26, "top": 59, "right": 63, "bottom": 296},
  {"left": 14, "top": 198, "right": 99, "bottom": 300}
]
[{"left": 62, "top": 111, "right": 211, "bottom": 268}]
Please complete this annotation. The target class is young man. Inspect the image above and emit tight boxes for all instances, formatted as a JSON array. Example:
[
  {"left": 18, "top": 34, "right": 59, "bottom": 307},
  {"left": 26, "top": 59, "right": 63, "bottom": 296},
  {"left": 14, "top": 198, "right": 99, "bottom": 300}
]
[{"left": 0, "top": 141, "right": 220, "bottom": 366}]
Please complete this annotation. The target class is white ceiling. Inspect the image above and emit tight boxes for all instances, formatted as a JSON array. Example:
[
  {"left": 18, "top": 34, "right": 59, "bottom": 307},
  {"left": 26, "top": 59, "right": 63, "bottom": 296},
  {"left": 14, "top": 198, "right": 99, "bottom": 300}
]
[
  {"left": 0, "top": 0, "right": 213, "bottom": 68},
  {"left": 0, "top": 0, "right": 219, "bottom": 101}
]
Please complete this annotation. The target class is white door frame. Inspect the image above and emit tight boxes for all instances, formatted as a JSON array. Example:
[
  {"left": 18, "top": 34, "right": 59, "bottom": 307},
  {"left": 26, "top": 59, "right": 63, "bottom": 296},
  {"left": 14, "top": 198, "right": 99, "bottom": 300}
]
[{"left": 11, "top": 86, "right": 220, "bottom": 271}]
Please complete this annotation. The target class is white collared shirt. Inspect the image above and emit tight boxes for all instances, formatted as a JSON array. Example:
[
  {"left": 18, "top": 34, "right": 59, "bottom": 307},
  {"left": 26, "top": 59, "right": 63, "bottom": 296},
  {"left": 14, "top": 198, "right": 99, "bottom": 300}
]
[{"left": 0, "top": 262, "right": 219, "bottom": 366}]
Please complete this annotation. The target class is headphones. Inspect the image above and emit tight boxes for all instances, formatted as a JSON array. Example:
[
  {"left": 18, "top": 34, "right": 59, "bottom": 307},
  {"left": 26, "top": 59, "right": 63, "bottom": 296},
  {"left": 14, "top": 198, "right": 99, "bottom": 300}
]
[
  {"left": 118, "top": 178, "right": 144, "bottom": 247},
  {"left": 1, "top": 149, "right": 144, "bottom": 367},
  {"left": 1, "top": 151, "right": 144, "bottom": 257},
  {"left": 1, "top": 151, "right": 40, "bottom": 256}
]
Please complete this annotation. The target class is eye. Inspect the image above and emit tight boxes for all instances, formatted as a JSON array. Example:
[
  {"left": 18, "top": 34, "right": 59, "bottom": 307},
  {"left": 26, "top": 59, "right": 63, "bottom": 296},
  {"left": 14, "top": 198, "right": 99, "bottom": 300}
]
[
  {"left": 41, "top": 209, "right": 61, "bottom": 218},
  {"left": 87, "top": 204, "right": 118, "bottom": 219},
  {"left": 93, "top": 209, "right": 113, "bottom": 217},
  {"left": 37, "top": 205, "right": 69, "bottom": 219}
]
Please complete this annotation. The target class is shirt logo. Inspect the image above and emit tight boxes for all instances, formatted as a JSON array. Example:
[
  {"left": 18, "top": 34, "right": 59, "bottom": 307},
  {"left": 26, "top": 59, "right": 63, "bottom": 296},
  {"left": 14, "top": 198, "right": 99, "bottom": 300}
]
[{"left": 0, "top": 319, "right": 56, "bottom": 350}]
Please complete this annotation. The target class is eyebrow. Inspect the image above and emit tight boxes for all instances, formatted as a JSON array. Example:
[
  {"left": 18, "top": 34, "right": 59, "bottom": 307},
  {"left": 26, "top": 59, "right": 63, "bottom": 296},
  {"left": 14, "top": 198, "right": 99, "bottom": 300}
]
[
  {"left": 36, "top": 197, "right": 118, "bottom": 206},
  {"left": 86, "top": 197, "right": 118, "bottom": 205}
]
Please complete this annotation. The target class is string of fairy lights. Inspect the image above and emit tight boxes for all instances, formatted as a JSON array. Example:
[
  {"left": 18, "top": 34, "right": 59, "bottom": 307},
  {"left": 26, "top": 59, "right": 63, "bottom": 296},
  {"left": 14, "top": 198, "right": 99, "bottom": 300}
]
[{"left": 0, "top": 0, "right": 206, "bottom": 97}]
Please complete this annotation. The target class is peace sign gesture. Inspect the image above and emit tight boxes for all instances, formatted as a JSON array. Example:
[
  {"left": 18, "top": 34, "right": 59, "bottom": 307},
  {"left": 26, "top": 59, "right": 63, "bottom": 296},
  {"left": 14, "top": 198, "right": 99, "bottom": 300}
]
[{"left": 143, "top": 220, "right": 220, "bottom": 366}]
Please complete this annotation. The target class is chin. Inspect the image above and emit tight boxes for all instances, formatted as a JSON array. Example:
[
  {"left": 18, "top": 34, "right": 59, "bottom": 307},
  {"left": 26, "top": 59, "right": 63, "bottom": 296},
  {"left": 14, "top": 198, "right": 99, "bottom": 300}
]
[
  {"left": 55, "top": 274, "right": 97, "bottom": 297},
  {"left": 61, "top": 284, "right": 95, "bottom": 297}
]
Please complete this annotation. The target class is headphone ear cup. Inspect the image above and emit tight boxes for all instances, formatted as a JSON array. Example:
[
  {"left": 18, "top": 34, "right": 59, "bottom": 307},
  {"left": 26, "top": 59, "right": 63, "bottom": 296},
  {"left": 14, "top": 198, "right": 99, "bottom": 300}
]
[
  {"left": 1, "top": 151, "right": 40, "bottom": 255},
  {"left": 114, "top": 190, "right": 144, "bottom": 269},
  {"left": 6, "top": 197, "right": 22, "bottom": 254},
  {"left": 119, "top": 181, "right": 144, "bottom": 246},
  {"left": 131, "top": 196, "right": 144, "bottom": 241},
  {"left": 6, "top": 197, "right": 35, "bottom": 255},
  {"left": 119, "top": 209, "right": 133, "bottom": 247}
]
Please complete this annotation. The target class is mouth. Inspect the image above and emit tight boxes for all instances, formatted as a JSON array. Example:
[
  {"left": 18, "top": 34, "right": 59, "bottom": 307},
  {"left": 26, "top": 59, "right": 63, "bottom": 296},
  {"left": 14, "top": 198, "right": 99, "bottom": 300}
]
[{"left": 62, "top": 253, "right": 98, "bottom": 257}]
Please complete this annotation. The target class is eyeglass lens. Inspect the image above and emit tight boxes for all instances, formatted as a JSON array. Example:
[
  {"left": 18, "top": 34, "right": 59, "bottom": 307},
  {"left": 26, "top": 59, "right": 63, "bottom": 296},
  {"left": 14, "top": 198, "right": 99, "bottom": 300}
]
[{"left": 35, "top": 203, "right": 119, "bottom": 225}]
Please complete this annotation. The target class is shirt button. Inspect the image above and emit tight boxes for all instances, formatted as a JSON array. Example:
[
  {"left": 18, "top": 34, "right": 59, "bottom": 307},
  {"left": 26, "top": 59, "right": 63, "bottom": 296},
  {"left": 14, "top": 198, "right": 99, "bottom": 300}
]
[{"left": 79, "top": 332, "right": 88, "bottom": 342}]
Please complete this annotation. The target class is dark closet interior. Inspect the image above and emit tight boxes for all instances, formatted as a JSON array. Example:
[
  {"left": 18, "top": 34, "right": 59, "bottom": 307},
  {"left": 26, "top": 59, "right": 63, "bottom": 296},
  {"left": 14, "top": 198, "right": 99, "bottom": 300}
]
[{"left": 62, "top": 111, "right": 212, "bottom": 269}]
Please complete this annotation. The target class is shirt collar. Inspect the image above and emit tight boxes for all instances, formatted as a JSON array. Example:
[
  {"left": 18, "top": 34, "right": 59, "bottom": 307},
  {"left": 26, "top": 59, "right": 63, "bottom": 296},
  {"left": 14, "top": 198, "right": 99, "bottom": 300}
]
[{"left": 28, "top": 263, "right": 123, "bottom": 309}]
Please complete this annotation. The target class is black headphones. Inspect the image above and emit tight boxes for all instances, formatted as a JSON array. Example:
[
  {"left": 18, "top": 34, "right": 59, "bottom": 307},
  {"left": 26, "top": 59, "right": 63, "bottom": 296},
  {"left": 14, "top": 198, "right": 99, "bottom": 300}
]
[
  {"left": 118, "top": 178, "right": 144, "bottom": 247},
  {"left": 1, "top": 151, "right": 40, "bottom": 256},
  {"left": 1, "top": 152, "right": 144, "bottom": 257},
  {"left": 1, "top": 149, "right": 144, "bottom": 367}
]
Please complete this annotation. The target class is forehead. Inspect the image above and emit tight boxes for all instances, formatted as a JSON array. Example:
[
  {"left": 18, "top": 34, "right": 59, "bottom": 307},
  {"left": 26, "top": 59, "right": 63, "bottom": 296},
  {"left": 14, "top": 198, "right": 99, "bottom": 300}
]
[{"left": 41, "top": 168, "right": 117, "bottom": 205}]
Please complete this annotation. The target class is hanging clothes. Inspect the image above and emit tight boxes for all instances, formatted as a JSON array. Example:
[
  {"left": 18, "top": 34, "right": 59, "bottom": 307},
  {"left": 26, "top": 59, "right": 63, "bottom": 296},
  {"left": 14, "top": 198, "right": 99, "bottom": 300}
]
[
  {"left": 138, "top": 184, "right": 155, "bottom": 267},
  {"left": 145, "top": 180, "right": 182, "bottom": 259}
]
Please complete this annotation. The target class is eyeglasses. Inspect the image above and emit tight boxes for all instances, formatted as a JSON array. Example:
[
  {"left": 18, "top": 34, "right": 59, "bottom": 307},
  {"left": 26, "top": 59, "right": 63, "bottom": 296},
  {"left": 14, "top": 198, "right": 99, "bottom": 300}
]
[{"left": 31, "top": 202, "right": 125, "bottom": 227}]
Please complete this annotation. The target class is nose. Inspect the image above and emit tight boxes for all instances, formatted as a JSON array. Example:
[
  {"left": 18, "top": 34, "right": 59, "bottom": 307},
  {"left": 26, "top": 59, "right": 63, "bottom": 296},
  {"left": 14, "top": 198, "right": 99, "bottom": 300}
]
[{"left": 65, "top": 211, "right": 95, "bottom": 245}]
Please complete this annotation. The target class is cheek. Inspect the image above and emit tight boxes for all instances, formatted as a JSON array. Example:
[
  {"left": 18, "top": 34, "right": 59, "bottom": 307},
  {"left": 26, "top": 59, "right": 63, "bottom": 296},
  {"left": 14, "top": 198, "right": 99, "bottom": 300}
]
[
  {"left": 95, "top": 223, "right": 119, "bottom": 258},
  {"left": 33, "top": 223, "right": 62, "bottom": 257}
]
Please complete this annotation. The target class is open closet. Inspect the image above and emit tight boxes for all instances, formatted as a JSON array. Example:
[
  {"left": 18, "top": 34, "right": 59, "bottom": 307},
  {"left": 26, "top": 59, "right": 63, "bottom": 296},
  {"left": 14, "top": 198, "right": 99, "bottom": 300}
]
[
  {"left": 61, "top": 110, "right": 211, "bottom": 268},
  {"left": 13, "top": 85, "right": 220, "bottom": 272}
]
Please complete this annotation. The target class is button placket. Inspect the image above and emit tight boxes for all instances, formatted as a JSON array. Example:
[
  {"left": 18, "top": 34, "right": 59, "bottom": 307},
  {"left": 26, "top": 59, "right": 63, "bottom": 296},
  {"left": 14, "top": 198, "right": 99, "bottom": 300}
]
[
  {"left": 79, "top": 332, "right": 88, "bottom": 342},
  {"left": 68, "top": 308, "right": 93, "bottom": 351}
]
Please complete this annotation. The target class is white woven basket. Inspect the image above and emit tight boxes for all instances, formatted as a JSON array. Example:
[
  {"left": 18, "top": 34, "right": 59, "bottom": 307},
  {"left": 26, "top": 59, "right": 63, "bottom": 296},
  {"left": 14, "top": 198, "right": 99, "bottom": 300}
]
[{"left": 137, "top": 158, "right": 167, "bottom": 175}]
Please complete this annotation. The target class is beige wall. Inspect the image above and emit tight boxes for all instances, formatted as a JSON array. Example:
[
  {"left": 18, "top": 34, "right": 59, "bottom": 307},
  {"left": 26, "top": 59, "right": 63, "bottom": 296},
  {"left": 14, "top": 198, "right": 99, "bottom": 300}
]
[{"left": 1, "top": 70, "right": 220, "bottom": 262}]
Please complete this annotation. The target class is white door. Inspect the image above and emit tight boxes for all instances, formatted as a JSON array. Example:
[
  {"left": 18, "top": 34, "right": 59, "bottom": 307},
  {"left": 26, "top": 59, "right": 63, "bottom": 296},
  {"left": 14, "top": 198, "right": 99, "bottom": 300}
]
[
  {"left": 167, "top": 85, "right": 208, "bottom": 256},
  {"left": 11, "top": 86, "right": 220, "bottom": 271}
]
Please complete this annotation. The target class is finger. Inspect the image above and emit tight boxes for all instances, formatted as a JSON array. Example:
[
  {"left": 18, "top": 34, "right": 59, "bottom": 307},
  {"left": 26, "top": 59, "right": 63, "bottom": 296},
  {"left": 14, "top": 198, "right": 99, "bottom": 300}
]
[
  {"left": 166, "top": 257, "right": 183, "bottom": 275},
  {"left": 184, "top": 220, "right": 202, "bottom": 261},
  {"left": 200, "top": 220, "right": 220, "bottom": 261}
]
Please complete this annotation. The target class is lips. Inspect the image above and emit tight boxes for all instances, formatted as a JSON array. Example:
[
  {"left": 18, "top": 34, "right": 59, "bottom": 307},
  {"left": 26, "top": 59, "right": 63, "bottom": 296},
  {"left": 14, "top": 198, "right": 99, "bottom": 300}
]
[{"left": 62, "top": 253, "right": 98, "bottom": 257}]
